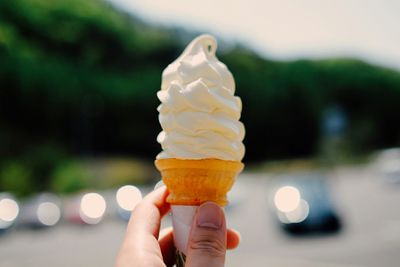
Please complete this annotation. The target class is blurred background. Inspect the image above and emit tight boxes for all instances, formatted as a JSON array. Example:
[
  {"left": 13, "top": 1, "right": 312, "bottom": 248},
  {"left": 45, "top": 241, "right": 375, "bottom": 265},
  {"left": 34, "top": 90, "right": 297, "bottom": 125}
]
[{"left": 0, "top": 0, "right": 400, "bottom": 266}]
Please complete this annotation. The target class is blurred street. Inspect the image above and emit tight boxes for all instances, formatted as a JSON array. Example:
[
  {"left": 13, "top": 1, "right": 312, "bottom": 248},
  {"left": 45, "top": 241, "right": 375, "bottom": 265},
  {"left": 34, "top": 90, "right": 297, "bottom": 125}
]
[
  {"left": 1, "top": 1, "right": 400, "bottom": 266},
  {"left": 1, "top": 165, "right": 400, "bottom": 267}
]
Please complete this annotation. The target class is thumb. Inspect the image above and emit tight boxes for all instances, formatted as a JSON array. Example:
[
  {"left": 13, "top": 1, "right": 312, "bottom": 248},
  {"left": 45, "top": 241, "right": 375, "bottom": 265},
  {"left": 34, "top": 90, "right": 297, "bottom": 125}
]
[{"left": 186, "top": 202, "right": 227, "bottom": 267}]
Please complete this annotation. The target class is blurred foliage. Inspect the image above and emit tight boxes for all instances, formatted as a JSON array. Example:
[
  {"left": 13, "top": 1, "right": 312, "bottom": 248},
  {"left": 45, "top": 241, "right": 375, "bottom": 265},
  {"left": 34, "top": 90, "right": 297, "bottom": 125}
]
[
  {"left": 1, "top": 0, "right": 400, "bottom": 195},
  {"left": 50, "top": 158, "right": 152, "bottom": 194},
  {"left": 50, "top": 161, "right": 92, "bottom": 193},
  {"left": 78, "top": 158, "right": 154, "bottom": 188},
  {"left": 0, "top": 162, "right": 33, "bottom": 196},
  {"left": 222, "top": 52, "right": 400, "bottom": 160}
]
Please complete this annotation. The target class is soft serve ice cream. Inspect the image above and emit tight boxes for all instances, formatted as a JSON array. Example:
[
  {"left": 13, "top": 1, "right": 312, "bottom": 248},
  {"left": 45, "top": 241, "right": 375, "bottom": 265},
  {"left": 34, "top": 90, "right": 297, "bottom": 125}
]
[
  {"left": 156, "top": 34, "right": 245, "bottom": 161},
  {"left": 154, "top": 34, "right": 245, "bottom": 257}
]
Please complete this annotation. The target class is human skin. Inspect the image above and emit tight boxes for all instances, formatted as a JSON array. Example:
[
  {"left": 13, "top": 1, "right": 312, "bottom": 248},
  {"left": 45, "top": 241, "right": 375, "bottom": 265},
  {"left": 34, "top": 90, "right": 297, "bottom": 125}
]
[{"left": 115, "top": 186, "right": 240, "bottom": 267}]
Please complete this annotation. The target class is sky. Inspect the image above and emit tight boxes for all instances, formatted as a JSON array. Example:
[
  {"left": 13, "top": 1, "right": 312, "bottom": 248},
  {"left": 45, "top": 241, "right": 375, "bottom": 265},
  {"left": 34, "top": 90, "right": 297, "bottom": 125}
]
[{"left": 109, "top": 0, "right": 400, "bottom": 70}]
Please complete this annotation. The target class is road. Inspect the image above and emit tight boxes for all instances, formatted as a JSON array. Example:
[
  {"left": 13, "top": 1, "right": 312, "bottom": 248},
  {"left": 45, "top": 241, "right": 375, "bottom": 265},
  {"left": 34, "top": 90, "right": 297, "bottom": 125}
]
[{"left": 1, "top": 165, "right": 400, "bottom": 267}]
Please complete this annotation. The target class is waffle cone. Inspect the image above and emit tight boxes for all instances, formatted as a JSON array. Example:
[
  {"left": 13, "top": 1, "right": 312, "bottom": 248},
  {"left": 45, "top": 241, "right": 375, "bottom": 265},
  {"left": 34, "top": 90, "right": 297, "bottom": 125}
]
[{"left": 155, "top": 158, "right": 244, "bottom": 206}]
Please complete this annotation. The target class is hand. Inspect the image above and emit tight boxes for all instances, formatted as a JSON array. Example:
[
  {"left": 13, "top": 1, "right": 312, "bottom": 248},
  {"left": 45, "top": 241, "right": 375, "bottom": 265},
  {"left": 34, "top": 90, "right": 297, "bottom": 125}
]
[{"left": 115, "top": 186, "right": 241, "bottom": 267}]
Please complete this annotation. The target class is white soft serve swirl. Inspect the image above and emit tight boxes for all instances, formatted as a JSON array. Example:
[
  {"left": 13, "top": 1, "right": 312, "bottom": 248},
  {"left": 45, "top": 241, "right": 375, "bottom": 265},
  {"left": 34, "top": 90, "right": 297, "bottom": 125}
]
[{"left": 156, "top": 34, "right": 245, "bottom": 161}]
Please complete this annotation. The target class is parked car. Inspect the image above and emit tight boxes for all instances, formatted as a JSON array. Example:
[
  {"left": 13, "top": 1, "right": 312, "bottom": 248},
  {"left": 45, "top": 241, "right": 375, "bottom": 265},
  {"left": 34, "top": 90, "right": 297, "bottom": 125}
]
[{"left": 270, "top": 173, "right": 342, "bottom": 235}]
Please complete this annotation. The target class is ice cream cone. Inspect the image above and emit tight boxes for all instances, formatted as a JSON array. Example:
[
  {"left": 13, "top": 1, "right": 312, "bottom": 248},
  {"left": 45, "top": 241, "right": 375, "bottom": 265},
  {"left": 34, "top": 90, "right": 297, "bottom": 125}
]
[
  {"left": 155, "top": 158, "right": 244, "bottom": 206},
  {"left": 154, "top": 34, "right": 245, "bottom": 265}
]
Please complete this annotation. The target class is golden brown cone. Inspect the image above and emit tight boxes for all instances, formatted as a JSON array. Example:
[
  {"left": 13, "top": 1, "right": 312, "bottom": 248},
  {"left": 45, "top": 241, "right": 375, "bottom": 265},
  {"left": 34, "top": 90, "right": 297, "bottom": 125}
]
[{"left": 155, "top": 158, "right": 244, "bottom": 206}]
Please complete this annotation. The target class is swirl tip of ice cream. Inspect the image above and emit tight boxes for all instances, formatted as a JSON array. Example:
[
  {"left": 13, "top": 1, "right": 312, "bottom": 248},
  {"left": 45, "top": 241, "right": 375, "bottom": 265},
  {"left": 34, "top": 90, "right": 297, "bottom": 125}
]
[{"left": 161, "top": 34, "right": 235, "bottom": 94}]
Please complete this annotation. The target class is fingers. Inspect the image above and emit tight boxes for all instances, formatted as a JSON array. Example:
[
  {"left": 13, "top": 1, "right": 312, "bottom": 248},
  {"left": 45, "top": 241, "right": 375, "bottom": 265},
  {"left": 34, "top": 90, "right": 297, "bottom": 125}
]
[
  {"left": 116, "top": 186, "right": 241, "bottom": 267},
  {"left": 116, "top": 186, "right": 170, "bottom": 267},
  {"left": 227, "top": 229, "right": 241, "bottom": 250},
  {"left": 158, "top": 226, "right": 240, "bottom": 255},
  {"left": 186, "top": 202, "right": 227, "bottom": 267},
  {"left": 158, "top": 226, "right": 241, "bottom": 267},
  {"left": 126, "top": 186, "right": 170, "bottom": 239}
]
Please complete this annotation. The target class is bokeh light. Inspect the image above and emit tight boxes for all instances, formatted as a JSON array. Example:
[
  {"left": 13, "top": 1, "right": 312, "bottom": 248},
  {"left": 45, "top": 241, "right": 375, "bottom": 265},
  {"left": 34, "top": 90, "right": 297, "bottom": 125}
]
[
  {"left": 79, "top": 193, "right": 107, "bottom": 224},
  {"left": 116, "top": 185, "right": 142, "bottom": 212},
  {"left": 37, "top": 202, "right": 61, "bottom": 226},
  {"left": 0, "top": 198, "right": 19, "bottom": 222},
  {"left": 0, "top": 197, "right": 19, "bottom": 229},
  {"left": 284, "top": 199, "right": 310, "bottom": 223},
  {"left": 274, "top": 186, "right": 301, "bottom": 213}
]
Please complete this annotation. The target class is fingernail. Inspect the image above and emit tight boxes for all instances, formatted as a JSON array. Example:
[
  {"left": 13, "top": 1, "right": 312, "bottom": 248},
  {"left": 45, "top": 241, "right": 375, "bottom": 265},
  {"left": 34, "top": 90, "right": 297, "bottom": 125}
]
[{"left": 197, "top": 202, "right": 223, "bottom": 229}]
